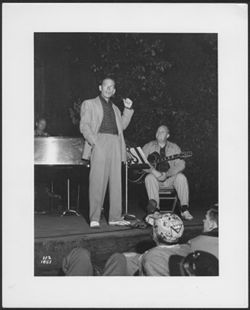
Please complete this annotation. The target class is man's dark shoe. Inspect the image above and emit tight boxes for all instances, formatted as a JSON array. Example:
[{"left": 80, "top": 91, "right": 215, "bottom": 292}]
[{"left": 146, "top": 199, "right": 158, "bottom": 214}]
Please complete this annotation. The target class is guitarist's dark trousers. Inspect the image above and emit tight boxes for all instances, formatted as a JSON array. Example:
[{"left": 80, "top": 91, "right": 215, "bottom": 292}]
[{"left": 145, "top": 172, "right": 189, "bottom": 208}]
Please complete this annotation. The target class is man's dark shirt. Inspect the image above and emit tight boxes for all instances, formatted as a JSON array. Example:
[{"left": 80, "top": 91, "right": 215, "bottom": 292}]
[{"left": 98, "top": 95, "right": 118, "bottom": 135}]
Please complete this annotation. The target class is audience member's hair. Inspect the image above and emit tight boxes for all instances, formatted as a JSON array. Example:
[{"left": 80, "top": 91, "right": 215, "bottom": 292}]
[{"left": 208, "top": 208, "right": 218, "bottom": 226}]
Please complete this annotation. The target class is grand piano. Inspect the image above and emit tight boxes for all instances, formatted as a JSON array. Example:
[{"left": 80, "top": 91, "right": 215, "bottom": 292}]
[
  {"left": 35, "top": 137, "right": 144, "bottom": 217},
  {"left": 34, "top": 137, "right": 90, "bottom": 216}
]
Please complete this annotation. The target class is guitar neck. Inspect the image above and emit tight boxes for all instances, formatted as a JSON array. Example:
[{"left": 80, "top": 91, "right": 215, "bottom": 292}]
[
  {"left": 166, "top": 155, "right": 180, "bottom": 161},
  {"left": 159, "top": 152, "right": 192, "bottom": 163}
]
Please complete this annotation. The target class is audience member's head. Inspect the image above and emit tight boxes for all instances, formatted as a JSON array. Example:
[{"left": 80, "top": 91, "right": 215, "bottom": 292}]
[
  {"left": 36, "top": 118, "right": 47, "bottom": 130},
  {"left": 35, "top": 118, "right": 49, "bottom": 137},
  {"left": 148, "top": 212, "right": 184, "bottom": 245},
  {"left": 169, "top": 250, "right": 219, "bottom": 276},
  {"left": 203, "top": 204, "right": 218, "bottom": 233}
]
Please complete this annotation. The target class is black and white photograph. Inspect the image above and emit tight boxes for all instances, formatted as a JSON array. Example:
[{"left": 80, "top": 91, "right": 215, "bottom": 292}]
[
  {"left": 2, "top": 3, "right": 248, "bottom": 308},
  {"left": 34, "top": 31, "right": 218, "bottom": 277}
]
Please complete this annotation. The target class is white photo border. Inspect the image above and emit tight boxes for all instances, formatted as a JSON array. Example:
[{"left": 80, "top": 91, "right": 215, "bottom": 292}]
[{"left": 2, "top": 3, "right": 248, "bottom": 308}]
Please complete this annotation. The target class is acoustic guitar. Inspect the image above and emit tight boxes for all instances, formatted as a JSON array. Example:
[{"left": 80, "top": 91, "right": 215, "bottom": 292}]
[{"left": 128, "top": 151, "right": 192, "bottom": 184}]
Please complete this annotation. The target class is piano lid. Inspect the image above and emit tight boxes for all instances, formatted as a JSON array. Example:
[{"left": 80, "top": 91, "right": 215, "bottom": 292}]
[{"left": 34, "top": 137, "right": 85, "bottom": 165}]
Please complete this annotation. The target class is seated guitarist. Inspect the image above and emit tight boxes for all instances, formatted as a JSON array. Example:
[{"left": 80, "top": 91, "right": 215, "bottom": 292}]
[{"left": 142, "top": 125, "right": 193, "bottom": 221}]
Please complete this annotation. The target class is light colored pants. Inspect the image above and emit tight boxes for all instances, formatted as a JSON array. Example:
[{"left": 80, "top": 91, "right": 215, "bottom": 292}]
[
  {"left": 62, "top": 248, "right": 128, "bottom": 276},
  {"left": 89, "top": 133, "right": 122, "bottom": 222},
  {"left": 123, "top": 252, "right": 143, "bottom": 275},
  {"left": 145, "top": 173, "right": 189, "bottom": 208}
]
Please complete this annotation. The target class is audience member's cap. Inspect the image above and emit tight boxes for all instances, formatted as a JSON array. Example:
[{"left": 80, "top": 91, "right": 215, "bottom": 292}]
[
  {"left": 153, "top": 212, "right": 184, "bottom": 243},
  {"left": 169, "top": 250, "right": 219, "bottom": 276}
]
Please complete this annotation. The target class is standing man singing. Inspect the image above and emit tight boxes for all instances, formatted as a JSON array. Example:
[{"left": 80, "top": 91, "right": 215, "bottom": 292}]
[{"left": 80, "top": 77, "right": 134, "bottom": 228}]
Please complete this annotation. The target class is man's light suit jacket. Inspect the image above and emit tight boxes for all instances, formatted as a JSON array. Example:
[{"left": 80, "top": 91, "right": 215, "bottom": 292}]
[{"left": 80, "top": 96, "right": 134, "bottom": 161}]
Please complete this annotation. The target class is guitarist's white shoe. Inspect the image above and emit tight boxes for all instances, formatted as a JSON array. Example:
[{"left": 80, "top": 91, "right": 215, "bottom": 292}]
[{"left": 181, "top": 210, "right": 194, "bottom": 221}]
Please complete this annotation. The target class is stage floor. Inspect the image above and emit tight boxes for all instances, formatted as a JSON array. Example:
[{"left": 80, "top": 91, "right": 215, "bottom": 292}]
[{"left": 35, "top": 201, "right": 205, "bottom": 239}]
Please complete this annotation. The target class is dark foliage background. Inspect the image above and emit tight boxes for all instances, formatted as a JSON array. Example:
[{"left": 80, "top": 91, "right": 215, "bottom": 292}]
[{"left": 35, "top": 33, "right": 217, "bottom": 203}]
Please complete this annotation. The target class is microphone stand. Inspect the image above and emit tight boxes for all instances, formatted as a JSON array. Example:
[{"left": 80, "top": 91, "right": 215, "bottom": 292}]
[
  {"left": 61, "top": 177, "right": 81, "bottom": 217},
  {"left": 122, "top": 154, "right": 136, "bottom": 221}
]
